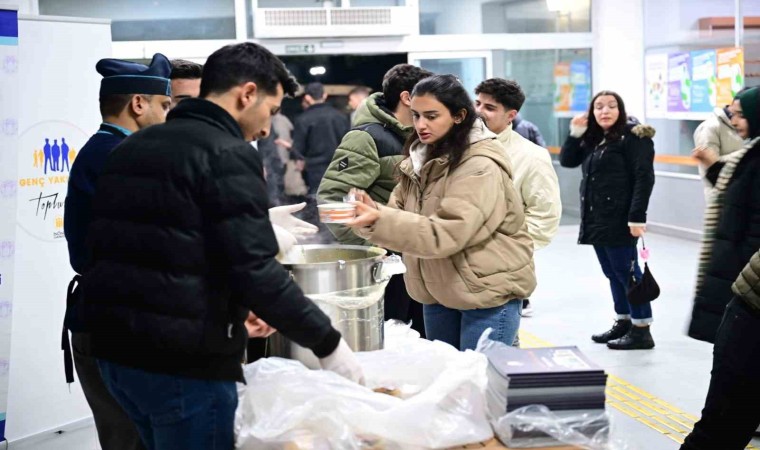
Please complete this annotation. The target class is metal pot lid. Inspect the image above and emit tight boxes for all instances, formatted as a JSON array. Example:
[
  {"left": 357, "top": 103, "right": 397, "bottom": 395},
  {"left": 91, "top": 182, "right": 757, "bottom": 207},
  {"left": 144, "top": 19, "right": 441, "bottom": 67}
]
[{"left": 279, "top": 244, "right": 386, "bottom": 268}]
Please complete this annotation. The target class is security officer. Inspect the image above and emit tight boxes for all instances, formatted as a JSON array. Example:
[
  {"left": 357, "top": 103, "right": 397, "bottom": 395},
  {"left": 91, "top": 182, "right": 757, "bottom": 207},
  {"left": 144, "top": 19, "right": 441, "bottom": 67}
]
[{"left": 63, "top": 53, "right": 172, "bottom": 450}]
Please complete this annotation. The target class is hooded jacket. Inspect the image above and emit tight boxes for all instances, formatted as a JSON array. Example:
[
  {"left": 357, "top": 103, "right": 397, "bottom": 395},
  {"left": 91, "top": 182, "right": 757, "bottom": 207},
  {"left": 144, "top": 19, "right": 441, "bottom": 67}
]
[
  {"left": 689, "top": 87, "right": 760, "bottom": 343},
  {"left": 496, "top": 126, "right": 562, "bottom": 250},
  {"left": 694, "top": 107, "right": 746, "bottom": 197},
  {"left": 559, "top": 121, "right": 656, "bottom": 247},
  {"left": 318, "top": 93, "right": 412, "bottom": 244},
  {"left": 694, "top": 107, "right": 746, "bottom": 158},
  {"left": 357, "top": 119, "right": 536, "bottom": 310}
]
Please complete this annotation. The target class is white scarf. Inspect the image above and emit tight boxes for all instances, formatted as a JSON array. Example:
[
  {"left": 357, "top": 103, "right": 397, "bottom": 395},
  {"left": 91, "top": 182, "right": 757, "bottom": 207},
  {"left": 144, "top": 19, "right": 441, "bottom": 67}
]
[{"left": 410, "top": 144, "right": 428, "bottom": 176}]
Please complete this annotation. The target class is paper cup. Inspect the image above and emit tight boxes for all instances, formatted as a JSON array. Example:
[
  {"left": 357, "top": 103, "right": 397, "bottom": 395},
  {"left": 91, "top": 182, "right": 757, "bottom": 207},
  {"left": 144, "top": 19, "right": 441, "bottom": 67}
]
[{"left": 318, "top": 203, "right": 356, "bottom": 223}]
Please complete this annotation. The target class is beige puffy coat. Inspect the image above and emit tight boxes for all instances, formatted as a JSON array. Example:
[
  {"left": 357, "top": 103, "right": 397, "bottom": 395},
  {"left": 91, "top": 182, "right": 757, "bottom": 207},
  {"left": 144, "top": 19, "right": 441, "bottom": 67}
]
[{"left": 358, "top": 120, "right": 536, "bottom": 310}]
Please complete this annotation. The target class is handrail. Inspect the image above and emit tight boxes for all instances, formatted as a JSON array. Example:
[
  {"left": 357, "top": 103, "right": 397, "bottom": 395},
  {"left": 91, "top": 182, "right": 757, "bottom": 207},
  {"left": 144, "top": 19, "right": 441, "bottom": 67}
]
[{"left": 547, "top": 146, "right": 699, "bottom": 167}]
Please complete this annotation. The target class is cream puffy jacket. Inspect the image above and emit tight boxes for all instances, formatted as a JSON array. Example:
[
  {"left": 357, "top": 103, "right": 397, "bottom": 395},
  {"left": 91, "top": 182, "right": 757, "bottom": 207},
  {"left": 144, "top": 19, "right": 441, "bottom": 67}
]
[
  {"left": 694, "top": 107, "right": 745, "bottom": 157},
  {"left": 694, "top": 107, "right": 746, "bottom": 198},
  {"left": 497, "top": 126, "right": 562, "bottom": 250}
]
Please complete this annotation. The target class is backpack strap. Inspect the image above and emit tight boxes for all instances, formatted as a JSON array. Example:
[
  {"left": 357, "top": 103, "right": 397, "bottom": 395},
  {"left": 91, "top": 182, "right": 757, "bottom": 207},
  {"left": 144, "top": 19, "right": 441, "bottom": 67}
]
[{"left": 353, "top": 123, "right": 405, "bottom": 158}]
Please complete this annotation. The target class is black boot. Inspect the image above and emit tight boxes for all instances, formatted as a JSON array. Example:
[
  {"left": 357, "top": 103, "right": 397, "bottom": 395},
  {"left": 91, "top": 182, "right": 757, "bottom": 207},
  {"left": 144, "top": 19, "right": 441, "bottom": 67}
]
[
  {"left": 607, "top": 325, "right": 655, "bottom": 350},
  {"left": 591, "top": 319, "right": 632, "bottom": 343}
]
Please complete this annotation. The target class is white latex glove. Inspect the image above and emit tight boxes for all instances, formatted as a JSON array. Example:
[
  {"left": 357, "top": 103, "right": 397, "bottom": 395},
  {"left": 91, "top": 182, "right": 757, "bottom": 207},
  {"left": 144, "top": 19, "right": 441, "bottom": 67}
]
[
  {"left": 318, "top": 338, "right": 365, "bottom": 385},
  {"left": 272, "top": 223, "right": 297, "bottom": 257},
  {"left": 269, "top": 203, "right": 318, "bottom": 239}
]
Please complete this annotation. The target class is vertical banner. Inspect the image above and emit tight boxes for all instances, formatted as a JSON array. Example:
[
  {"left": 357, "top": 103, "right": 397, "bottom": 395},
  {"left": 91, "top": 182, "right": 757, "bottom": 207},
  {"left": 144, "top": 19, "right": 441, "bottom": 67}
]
[
  {"left": 690, "top": 50, "right": 718, "bottom": 113},
  {"left": 667, "top": 52, "right": 691, "bottom": 112},
  {"left": 716, "top": 47, "right": 745, "bottom": 107},
  {"left": 553, "top": 62, "right": 571, "bottom": 113},
  {"left": 569, "top": 60, "right": 591, "bottom": 113},
  {"left": 0, "top": 7, "right": 18, "bottom": 443},
  {"left": 645, "top": 53, "right": 668, "bottom": 116},
  {"left": 6, "top": 17, "right": 111, "bottom": 442}
]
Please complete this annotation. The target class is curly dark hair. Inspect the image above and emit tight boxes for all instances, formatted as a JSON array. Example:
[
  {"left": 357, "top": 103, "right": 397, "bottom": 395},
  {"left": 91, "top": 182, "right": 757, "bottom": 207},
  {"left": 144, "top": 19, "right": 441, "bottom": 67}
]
[
  {"left": 582, "top": 90, "right": 628, "bottom": 149},
  {"left": 170, "top": 59, "right": 203, "bottom": 80},
  {"left": 200, "top": 43, "right": 299, "bottom": 98},
  {"left": 474, "top": 78, "right": 525, "bottom": 111},
  {"left": 403, "top": 74, "right": 477, "bottom": 169},
  {"left": 382, "top": 64, "right": 434, "bottom": 111}
]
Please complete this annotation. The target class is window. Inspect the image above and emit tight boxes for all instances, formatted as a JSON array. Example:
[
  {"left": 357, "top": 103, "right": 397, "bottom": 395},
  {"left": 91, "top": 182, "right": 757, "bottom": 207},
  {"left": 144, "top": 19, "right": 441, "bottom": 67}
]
[
  {"left": 415, "top": 57, "right": 487, "bottom": 97},
  {"left": 38, "top": 0, "right": 235, "bottom": 41},
  {"left": 420, "top": 0, "right": 590, "bottom": 35},
  {"left": 496, "top": 48, "right": 592, "bottom": 148}
]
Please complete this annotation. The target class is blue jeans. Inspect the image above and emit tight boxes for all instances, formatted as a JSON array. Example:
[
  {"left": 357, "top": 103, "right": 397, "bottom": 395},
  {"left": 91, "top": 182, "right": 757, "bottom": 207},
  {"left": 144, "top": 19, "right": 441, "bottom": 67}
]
[
  {"left": 423, "top": 300, "right": 522, "bottom": 351},
  {"left": 97, "top": 360, "right": 237, "bottom": 450},
  {"left": 593, "top": 245, "right": 653, "bottom": 325}
]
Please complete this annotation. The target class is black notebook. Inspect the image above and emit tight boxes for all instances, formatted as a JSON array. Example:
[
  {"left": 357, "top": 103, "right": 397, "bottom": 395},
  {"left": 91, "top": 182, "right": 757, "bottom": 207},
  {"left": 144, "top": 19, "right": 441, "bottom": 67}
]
[{"left": 484, "top": 345, "right": 605, "bottom": 381}]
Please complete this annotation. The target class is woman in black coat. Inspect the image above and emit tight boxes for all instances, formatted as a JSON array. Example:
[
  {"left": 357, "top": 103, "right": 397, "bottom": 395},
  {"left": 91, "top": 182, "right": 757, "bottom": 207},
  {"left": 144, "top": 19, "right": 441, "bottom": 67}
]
[
  {"left": 560, "top": 90, "right": 656, "bottom": 350},
  {"left": 688, "top": 86, "right": 760, "bottom": 345},
  {"left": 681, "top": 87, "right": 760, "bottom": 450}
]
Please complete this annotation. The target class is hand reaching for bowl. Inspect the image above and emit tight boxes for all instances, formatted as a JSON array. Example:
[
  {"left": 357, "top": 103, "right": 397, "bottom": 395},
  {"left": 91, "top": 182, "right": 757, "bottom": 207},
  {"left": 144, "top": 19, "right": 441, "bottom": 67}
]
[{"left": 346, "top": 188, "right": 380, "bottom": 228}]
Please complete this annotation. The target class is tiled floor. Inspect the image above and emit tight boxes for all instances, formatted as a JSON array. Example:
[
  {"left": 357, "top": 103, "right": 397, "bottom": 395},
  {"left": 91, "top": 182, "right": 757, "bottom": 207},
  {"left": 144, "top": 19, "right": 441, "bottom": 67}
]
[
  {"left": 10, "top": 218, "right": 759, "bottom": 449},
  {"left": 519, "top": 218, "right": 760, "bottom": 449}
]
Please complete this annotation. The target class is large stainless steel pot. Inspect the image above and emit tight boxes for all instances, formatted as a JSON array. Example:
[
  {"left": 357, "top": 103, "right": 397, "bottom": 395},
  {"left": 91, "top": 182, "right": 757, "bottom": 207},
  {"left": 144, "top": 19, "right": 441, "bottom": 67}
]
[{"left": 268, "top": 245, "right": 388, "bottom": 368}]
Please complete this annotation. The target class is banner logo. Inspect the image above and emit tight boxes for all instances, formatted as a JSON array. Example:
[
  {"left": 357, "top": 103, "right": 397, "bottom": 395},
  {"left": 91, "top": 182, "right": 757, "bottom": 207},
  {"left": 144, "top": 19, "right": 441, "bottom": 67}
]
[{"left": 18, "top": 121, "right": 87, "bottom": 241}]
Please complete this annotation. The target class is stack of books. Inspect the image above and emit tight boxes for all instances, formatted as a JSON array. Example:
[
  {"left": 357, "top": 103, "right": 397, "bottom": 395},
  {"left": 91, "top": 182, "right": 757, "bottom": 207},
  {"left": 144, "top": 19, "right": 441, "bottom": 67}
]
[{"left": 482, "top": 345, "right": 609, "bottom": 448}]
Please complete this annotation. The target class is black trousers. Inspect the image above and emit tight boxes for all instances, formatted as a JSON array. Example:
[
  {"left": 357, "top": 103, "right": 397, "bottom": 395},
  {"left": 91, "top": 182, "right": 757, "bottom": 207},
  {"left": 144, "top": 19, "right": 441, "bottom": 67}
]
[
  {"left": 681, "top": 297, "right": 760, "bottom": 450},
  {"left": 72, "top": 333, "right": 145, "bottom": 450},
  {"left": 384, "top": 274, "right": 426, "bottom": 338}
]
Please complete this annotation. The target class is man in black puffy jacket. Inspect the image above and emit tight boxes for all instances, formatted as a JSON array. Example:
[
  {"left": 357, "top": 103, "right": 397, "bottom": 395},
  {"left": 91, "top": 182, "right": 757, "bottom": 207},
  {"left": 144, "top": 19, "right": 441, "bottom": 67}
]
[
  {"left": 81, "top": 43, "right": 363, "bottom": 450},
  {"left": 291, "top": 82, "right": 350, "bottom": 194}
]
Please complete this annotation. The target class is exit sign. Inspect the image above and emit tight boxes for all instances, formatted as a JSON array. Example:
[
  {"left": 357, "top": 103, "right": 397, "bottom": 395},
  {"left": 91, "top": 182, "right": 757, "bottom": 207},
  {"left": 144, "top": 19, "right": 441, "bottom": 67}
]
[{"left": 285, "top": 44, "right": 316, "bottom": 55}]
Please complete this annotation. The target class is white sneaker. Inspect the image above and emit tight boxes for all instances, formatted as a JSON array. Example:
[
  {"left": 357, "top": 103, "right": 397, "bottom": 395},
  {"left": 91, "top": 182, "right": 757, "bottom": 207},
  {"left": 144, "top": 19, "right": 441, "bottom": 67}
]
[{"left": 521, "top": 300, "right": 533, "bottom": 317}]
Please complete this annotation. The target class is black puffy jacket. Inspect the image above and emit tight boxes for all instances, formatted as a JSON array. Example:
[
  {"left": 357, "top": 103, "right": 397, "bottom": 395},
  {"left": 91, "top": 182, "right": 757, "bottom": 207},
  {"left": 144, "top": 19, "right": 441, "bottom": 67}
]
[
  {"left": 81, "top": 98, "right": 340, "bottom": 381},
  {"left": 688, "top": 140, "right": 760, "bottom": 343},
  {"left": 560, "top": 123, "right": 656, "bottom": 247}
]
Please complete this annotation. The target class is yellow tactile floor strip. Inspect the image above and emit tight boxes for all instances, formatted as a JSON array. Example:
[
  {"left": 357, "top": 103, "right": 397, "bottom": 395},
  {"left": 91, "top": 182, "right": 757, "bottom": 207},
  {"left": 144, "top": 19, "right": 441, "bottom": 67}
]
[{"left": 517, "top": 330, "right": 759, "bottom": 449}]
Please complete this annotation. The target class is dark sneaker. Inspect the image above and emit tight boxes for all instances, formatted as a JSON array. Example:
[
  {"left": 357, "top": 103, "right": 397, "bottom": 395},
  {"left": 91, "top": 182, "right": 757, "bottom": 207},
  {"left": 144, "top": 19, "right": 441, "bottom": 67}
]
[
  {"left": 591, "top": 319, "right": 632, "bottom": 343},
  {"left": 521, "top": 299, "right": 533, "bottom": 317},
  {"left": 607, "top": 326, "right": 655, "bottom": 350}
]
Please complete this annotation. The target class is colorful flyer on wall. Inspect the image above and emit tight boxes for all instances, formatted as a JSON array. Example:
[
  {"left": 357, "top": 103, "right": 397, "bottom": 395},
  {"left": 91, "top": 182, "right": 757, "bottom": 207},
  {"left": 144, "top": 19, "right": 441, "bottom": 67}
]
[
  {"left": 716, "top": 47, "right": 744, "bottom": 107},
  {"left": 569, "top": 60, "right": 591, "bottom": 113},
  {"left": 667, "top": 52, "right": 691, "bottom": 112},
  {"left": 553, "top": 62, "right": 571, "bottom": 112},
  {"left": 645, "top": 53, "right": 668, "bottom": 115},
  {"left": 690, "top": 50, "right": 717, "bottom": 113}
]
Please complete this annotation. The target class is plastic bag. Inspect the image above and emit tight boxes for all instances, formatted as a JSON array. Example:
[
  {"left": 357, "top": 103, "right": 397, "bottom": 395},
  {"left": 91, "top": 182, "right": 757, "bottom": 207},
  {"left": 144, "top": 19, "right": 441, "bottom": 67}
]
[
  {"left": 492, "top": 405, "right": 635, "bottom": 450},
  {"left": 476, "top": 331, "right": 636, "bottom": 450},
  {"left": 383, "top": 319, "right": 420, "bottom": 347},
  {"left": 236, "top": 325, "right": 492, "bottom": 449}
]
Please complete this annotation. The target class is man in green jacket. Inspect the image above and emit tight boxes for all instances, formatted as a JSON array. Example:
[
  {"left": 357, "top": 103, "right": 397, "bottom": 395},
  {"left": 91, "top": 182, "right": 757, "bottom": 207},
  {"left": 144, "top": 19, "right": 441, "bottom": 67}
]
[{"left": 318, "top": 63, "right": 432, "bottom": 336}]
